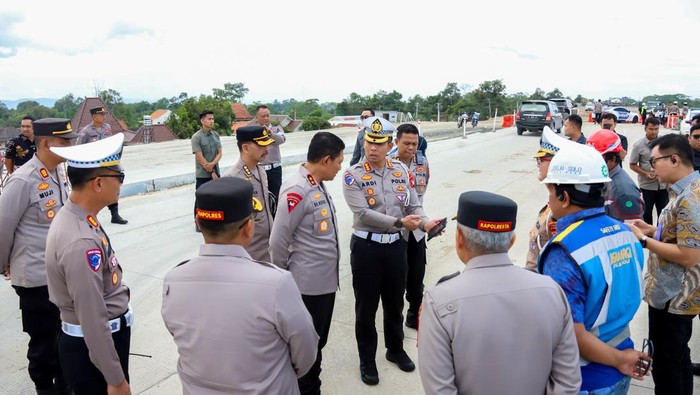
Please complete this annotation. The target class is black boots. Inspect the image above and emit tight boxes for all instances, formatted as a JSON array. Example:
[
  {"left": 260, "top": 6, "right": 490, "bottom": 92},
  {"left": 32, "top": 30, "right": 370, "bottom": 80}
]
[{"left": 109, "top": 203, "right": 128, "bottom": 225}]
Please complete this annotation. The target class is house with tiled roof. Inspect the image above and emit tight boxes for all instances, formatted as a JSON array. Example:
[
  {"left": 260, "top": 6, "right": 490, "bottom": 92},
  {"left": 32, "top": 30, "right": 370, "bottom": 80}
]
[
  {"left": 150, "top": 109, "right": 171, "bottom": 124},
  {"left": 71, "top": 97, "right": 129, "bottom": 135},
  {"left": 230, "top": 103, "right": 254, "bottom": 133},
  {"left": 127, "top": 124, "right": 179, "bottom": 145}
]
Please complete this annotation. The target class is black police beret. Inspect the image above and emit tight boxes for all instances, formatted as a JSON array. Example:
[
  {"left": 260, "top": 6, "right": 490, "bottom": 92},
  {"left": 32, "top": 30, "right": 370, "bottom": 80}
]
[
  {"left": 89, "top": 106, "right": 106, "bottom": 115},
  {"left": 236, "top": 126, "right": 274, "bottom": 146},
  {"left": 196, "top": 177, "right": 257, "bottom": 224},
  {"left": 457, "top": 191, "right": 517, "bottom": 232},
  {"left": 33, "top": 118, "right": 80, "bottom": 139}
]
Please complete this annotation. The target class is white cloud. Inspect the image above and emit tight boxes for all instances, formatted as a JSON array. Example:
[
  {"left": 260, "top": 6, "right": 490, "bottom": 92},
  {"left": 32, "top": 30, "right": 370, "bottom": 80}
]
[{"left": 1, "top": 0, "right": 698, "bottom": 103}]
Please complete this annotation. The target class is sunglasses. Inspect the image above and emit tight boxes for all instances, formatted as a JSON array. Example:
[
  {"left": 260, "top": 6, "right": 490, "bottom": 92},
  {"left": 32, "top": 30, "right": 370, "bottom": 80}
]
[
  {"left": 536, "top": 157, "right": 552, "bottom": 166},
  {"left": 89, "top": 173, "right": 125, "bottom": 184},
  {"left": 360, "top": 115, "right": 369, "bottom": 120},
  {"left": 634, "top": 338, "right": 653, "bottom": 377},
  {"left": 691, "top": 134, "right": 700, "bottom": 140}
]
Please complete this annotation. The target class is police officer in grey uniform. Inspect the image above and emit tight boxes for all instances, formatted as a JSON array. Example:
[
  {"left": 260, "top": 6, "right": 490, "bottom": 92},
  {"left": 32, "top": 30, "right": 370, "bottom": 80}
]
[
  {"left": 249, "top": 105, "right": 286, "bottom": 214},
  {"left": 162, "top": 177, "right": 318, "bottom": 395},
  {"left": 270, "top": 132, "right": 345, "bottom": 395},
  {"left": 76, "top": 106, "right": 128, "bottom": 225},
  {"left": 45, "top": 134, "right": 132, "bottom": 395},
  {"left": 223, "top": 126, "right": 274, "bottom": 262},
  {"left": 0, "top": 118, "right": 77, "bottom": 395},
  {"left": 390, "top": 123, "right": 430, "bottom": 329},
  {"left": 342, "top": 116, "right": 443, "bottom": 385},
  {"left": 418, "top": 191, "right": 581, "bottom": 395}
]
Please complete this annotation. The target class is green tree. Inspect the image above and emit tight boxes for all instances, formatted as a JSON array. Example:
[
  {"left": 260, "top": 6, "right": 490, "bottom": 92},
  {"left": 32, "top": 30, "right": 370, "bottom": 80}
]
[
  {"left": 546, "top": 88, "right": 564, "bottom": 98},
  {"left": 166, "top": 94, "right": 235, "bottom": 139},
  {"left": 15, "top": 100, "right": 56, "bottom": 120},
  {"left": 212, "top": 82, "right": 249, "bottom": 102},
  {"left": 98, "top": 89, "right": 124, "bottom": 107},
  {"left": 530, "top": 88, "right": 546, "bottom": 100},
  {"left": 53, "top": 94, "right": 83, "bottom": 118},
  {"left": 470, "top": 79, "right": 508, "bottom": 118},
  {"left": 573, "top": 94, "right": 584, "bottom": 104},
  {"left": 300, "top": 109, "right": 331, "bottom": 131}
]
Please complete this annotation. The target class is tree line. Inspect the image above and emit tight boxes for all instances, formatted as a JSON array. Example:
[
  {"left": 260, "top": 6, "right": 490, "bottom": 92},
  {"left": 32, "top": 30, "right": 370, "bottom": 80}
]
[{"left": 1, "top": 81, "right": 698, "bottom": 139}]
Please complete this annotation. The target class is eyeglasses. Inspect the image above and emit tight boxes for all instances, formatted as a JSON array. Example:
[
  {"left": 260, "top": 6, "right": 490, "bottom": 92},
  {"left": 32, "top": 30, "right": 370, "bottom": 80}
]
[
  {"left": 360, "top": 115, "right": 369, "bottom": 120},
  {"left": 691, "top": 134, "right": 700, "bottom": 140},
  {"left": 89, "top": 173, "right": 125, "bottom": 184},
  {"left": 536, "top": 157, "right": 552, "bottom": 166},
  {"left": 634, "top": 338, "right": 653, "bottom": 377},
  {"left": 648, "top": 155, "right": 674, "bottom": 168}
]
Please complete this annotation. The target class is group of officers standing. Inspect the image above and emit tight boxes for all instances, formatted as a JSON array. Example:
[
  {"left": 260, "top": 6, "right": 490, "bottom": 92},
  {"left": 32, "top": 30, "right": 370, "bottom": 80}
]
[{"left": 2, "top": 106, "right": 700, "bottom": 395}]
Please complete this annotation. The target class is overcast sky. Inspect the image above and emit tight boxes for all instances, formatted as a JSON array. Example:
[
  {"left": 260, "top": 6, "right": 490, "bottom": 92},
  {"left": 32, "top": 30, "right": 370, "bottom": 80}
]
[{"left": 1, "top": 0, "right": 698, "bottom": 104}]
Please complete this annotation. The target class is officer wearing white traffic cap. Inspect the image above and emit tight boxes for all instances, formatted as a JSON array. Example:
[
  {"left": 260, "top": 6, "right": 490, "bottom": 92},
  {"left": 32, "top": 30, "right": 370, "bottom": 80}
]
[
  {"left": 162, "top": 177, "right": 318, "bottom": 394},
  {"left": 538, "top": 143, "right": 650, "bottom": 392},
  {"left": 418, "top": 190, "right": 581, "bottom": 394},
  {"left": 342, "top": 116, "right": 443, "bottom": 385},
  {"left": 0, "top": 118, "right": 76, "bottom": 394},
  {"left": 45, "top": 134, "right": 132, "bottom": 395}
]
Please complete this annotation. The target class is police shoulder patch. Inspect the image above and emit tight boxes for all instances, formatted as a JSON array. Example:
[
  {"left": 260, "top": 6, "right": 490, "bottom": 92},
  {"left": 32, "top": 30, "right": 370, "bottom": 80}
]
[
  {"left": 287, "top": 192, "right": 303, "bottom": 213},
  {"left": 86, "top": 248, "right": 102, "bottom": 272},
  {"left": 344, "top": 172, "right": 355, "bottom": 186}
]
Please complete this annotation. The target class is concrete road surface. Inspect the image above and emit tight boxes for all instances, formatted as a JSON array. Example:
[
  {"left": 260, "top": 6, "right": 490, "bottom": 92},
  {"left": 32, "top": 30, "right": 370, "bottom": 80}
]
[{"left": 1, "top": 121, "right": 698, "bottom": 394}]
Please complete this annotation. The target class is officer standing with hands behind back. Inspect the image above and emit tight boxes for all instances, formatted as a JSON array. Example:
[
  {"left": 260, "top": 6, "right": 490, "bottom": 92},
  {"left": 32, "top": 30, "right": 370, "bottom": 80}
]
[
  {"left": 343, "top": 116, "right": 444, "bottom": 386},
  {"left": 45, "top": 134, "right": 132, "bottom": 395}
]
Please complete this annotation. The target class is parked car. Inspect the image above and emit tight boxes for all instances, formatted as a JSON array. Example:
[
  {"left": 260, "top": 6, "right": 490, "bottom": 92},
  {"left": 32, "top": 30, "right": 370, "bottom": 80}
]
[
  {"left": 680, "top": 108, "right": 700, "bottom": 134},
  {"left": 515, "top": 100, "right": 564, "bottom": 135},
  {"left": 548, "top": 98, "right": 575, "bottom": 115},
  {"left": 603, "top": 106, "right": 640, "bottom": 123},
  {"left": 585, "top": 102, "right": 595, "bottom": 111}
]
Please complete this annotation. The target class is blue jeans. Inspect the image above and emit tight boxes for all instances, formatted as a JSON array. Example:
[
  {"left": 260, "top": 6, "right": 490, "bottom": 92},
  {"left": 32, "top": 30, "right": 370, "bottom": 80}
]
[{"left": 579, "top": 376, "right": 631, "bottom": 395}]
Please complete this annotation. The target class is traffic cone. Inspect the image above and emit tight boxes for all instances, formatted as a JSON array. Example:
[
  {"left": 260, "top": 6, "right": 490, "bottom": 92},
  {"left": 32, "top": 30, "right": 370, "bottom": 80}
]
[{"left": 588, "top": 112, "right": 593, "bottom": 122}]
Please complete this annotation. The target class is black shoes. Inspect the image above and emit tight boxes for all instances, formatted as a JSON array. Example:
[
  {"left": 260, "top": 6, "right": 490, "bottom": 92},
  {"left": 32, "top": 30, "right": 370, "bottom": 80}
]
[
  {"left": 693, "top": 362, "right": 700, "bottom": 376},
  {"left": 405, "top": 310, "right": 418, "bottom": 329},
  {"left": 386, "top": 350, "right": 415, "bottom": 372},
  {"left": 360, "top": 363, "right": 379, "bottom": 385},
  {"left": 111, "top": 214, "right": 128, "bottom": 224}
]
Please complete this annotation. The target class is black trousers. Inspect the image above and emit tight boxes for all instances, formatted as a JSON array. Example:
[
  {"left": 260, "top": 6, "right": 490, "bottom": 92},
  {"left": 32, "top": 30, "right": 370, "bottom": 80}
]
[
  {"left": 594, "top": 112, "right": 602, "bottom": 124},
  {"left": 405, "top": 232, "right": 426, "bottom": 313},
  {"left": 13, "top": 285, "right": 64, "bottom": 390},
  {"left": 266, "top": 165, "right": 282, "bottom": 218},
  {"left": 648, "top": 305, "right": 694, "bottom": 395},
  {"left": 350, "top": 235, "right": 407, "bottom": 365},
  {"left": 193, "top": 177, "right": 213, "bottom": 217},
  {"left": 298, "top": 293, "right": 336, "bottom": 395},
  {"left": 58, "top": 313, "right": 131, "bottom": 395},
  {"left": 641, "top": 188, "right": 669, "bottom": 225}
]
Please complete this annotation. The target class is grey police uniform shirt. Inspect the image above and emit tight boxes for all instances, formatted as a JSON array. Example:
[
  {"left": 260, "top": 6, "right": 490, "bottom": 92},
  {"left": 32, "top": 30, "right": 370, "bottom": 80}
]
[
  {"left": 604, "top": 165, "right": 645, "bottom": 221},
  {"left": 342, "top": 158, "right": 428, "bottom": 234},
  {"left": 191, "top": 128, "right": 222, "bottom": 178},
  {"left": 223, "top": 159, "right": 273, "bottom": 262},
  {"left": 161, "top": 244, "right": 318, "bottom": 395},
  {"left": 269, "top": 165, "right": 340, "bottom": 295},
  {"left": 418, "top": 253, "right": 581, "bottom": 395},
  {"left": 45, "top": 199, "right": 130, "bottom": 386},
  {"left": 77, "top": 122, "right": 112, "bottom": 144},
  {"left": 248, "top": 120, "right": 286, "bottom": 165},
  {"left": 0, "top": 155, "right": 69, "bottom": 287},
  {"left": 629, "top": 136, "right": 667, "bottom": 191},
  {"left": 390, "top": 152, "right": 430, "bottom": 241}
]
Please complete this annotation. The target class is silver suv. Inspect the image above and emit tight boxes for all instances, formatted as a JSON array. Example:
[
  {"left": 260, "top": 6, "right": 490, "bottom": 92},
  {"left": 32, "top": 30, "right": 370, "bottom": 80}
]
[{"left": 548, "top": 98, "right": 575, "bottom": 115}]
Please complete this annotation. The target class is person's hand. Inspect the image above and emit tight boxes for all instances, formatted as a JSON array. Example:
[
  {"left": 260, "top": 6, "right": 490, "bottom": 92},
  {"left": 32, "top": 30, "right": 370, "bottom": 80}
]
[
  {"left": 424, "top": 218, "right": 446, "bottom": 237},
  {"left": 624, "top": 219, "right": 655, "bottom": 238},
  {"left": 645, "top": 171, "right": 657, "bottom": 180},
  {"left": 211, "top": 172, "right": 219, "bottom": 180},
  {"left": 107, "top": 379, "right": 131, "bottom": 395},
  {"left": 3, "top": 267, "right": 10, "bottom": 281},
  {"left": 203, "top": 162, "right": 213, "bottom": 172},
  {"left": 402, "top": 215, "right": 421, "bottom": 231},
  {"left": 615, "top": 348, "right": 651, "bottom": 381}
]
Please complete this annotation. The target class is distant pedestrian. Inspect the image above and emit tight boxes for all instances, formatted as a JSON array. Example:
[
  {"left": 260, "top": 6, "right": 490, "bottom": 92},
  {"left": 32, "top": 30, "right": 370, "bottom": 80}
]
[
  {"left": 249, "top": 105, "right": 286, "bottom": 215},
  {"left": 349, "top": 108, "right": 374, "bottom": 166},
  {"left": 5, "top": 115, "right": 37, "bottom": 174},
  {"left": 593, "top": 99, "right": 603, "bottom": 124}
]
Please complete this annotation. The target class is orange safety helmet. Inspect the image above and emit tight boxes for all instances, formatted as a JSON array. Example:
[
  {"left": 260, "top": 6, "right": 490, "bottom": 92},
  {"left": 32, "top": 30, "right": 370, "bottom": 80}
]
[{"left": 586, "top": 129, "right": 623, "bottom": 155}]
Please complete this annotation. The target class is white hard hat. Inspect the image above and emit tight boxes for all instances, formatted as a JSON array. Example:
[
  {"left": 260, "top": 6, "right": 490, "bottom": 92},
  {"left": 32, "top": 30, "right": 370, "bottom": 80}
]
[{"left": 541, "top": 144, "right": 611, "bottom": 185}]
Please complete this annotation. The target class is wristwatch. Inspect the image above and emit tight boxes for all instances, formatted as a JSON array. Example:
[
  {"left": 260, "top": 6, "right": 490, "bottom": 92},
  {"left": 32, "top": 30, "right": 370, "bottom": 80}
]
[
  {"left": 640, "top": 236, "right": 648, "bottom": 248},
  {"left": 394, "top": 218, "right": 404, "bottom": 229}
]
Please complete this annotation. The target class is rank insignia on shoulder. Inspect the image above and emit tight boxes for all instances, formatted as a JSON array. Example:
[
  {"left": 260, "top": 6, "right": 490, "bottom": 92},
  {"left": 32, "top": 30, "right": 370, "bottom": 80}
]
[
  {"left": 363, "top": 162, "right": 372, "bottom": 172},
  {"left": 243, "top": 165, "right": 252, "bottom": 176},
  {"left": 39, "top": 168, "right": 49, "bottom": 179},
  {"left": 386, "top": 159, "right": 394, "bottom": 168},
  {"left": 437, "top": 271, "right": 460, "bottom": 284},
  {"left": 306, "top": 174, "right": 317, "bottom": 186},
  {"left": 287, "top": 192, "right": 302, "bottom": 213},
  {"left": 86, "top": 248, "right": 102, "bottom": 272},
  {"left": 112, "top": 271, "right": 119, "bottom": 285},
  {"left": 344, "top": 173, "right": 355, "bottom": 186},
  {"left": 38, "top": 182, "right": 50, "bottom": 190},
  {"left": 102, "top": 236, "right": 108, "bottom": 247}
]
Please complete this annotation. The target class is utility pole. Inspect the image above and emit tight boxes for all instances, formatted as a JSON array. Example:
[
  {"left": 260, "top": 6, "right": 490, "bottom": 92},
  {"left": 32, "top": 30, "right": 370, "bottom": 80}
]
[
  {"left": 437, "top": 102, "right": 441, "bottom": 123},
  {"left": 415, "top": 103, "right": 419, "bottom": 121}
]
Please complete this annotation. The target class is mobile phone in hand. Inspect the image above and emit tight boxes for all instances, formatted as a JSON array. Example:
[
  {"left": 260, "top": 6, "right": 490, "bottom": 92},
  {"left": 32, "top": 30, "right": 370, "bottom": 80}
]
[{"left": 427, "top": 217, "right": 448, "bottom": 241}]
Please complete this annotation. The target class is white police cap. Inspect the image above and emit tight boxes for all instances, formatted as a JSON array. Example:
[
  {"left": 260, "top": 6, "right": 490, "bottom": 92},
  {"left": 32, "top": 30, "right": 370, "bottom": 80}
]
[
  {"left": 50, "top": 133, "right": 124, "bottom": 170},
  {"left": 362, "top": 116, "right": 396, "bottom": 144}
]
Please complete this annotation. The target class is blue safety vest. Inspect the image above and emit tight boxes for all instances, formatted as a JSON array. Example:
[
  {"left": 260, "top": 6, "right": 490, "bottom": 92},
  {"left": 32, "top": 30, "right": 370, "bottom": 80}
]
[{"left": 539, "top": 212, "right": 644, "bottom": 348}]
